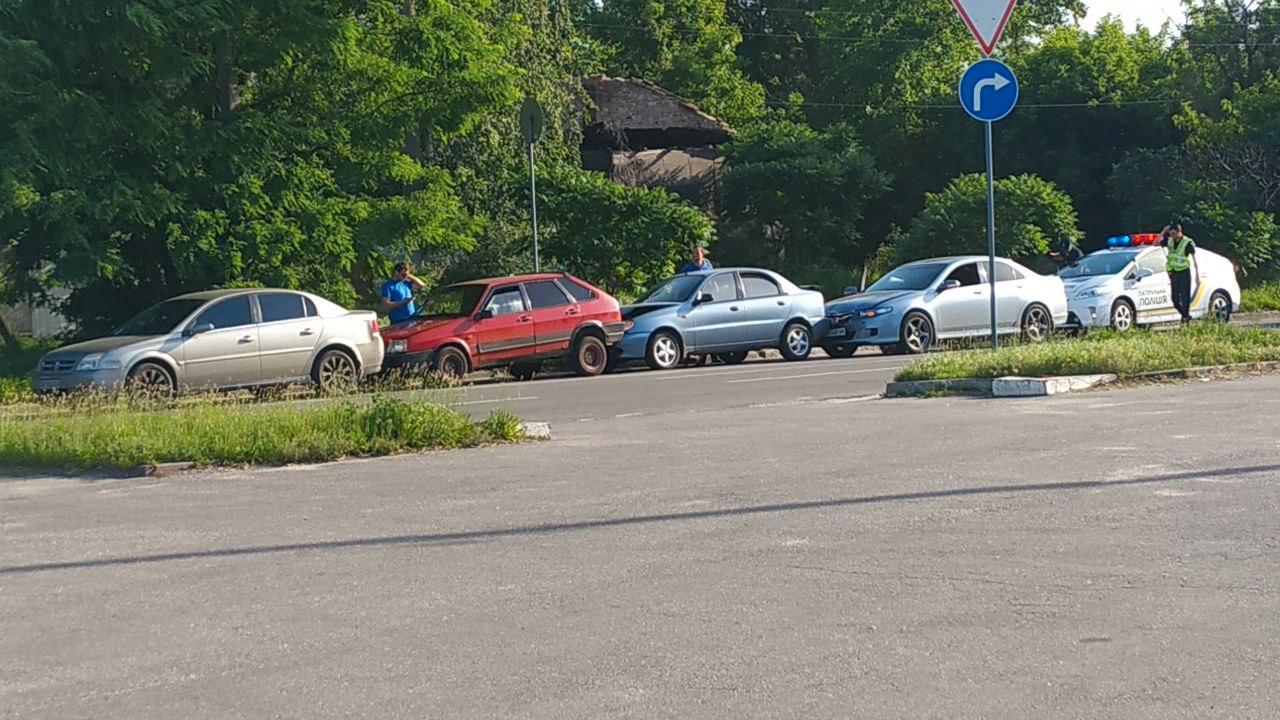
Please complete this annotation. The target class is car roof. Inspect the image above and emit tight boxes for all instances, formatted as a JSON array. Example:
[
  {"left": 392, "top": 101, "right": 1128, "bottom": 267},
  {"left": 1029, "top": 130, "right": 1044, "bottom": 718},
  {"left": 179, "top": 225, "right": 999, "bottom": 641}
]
[
  {"left": 676, "top": 267, "right": 781, "bottom": 277},
  {"left": 173, "top": 288, "right": 305, "bottom": 301},
  {"left": 449, "top": 273, "right": 580, "bottom": 287},
  {"left": 901, "top": 256, "right": 1005, "bottom": 266}
]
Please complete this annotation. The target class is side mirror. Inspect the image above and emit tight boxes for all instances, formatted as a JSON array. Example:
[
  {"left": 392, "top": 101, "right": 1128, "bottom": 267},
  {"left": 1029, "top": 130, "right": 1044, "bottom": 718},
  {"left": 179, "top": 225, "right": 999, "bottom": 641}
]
[
  {"left": 937, "top": 279, "right": 962, "bottom": 293},
  {"left": 695, "top": 293, "right": 714, "bottom": 306},
  {"left": 475, "top": 309, "right": 494, "bottom": 321},
  {"left": 843, "top": 286, "right": 860, "bottom": 296},
  {"left": 1135, "top": 268, "right": 1155, "bottom": 281},
  {"left": 187, "top": 322, "right": 214, "bottom": 337}
]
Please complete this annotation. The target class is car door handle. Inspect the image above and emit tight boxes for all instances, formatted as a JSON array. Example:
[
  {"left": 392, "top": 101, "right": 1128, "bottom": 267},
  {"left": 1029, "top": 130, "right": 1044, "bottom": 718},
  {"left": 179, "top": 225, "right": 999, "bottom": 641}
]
[
  {"left": 730, "top": 306, "right": 740, "bottom": 312},
  {"left": 565, "top": 308, "right": 580, "bottom": 316},
  {"left": 518, "top": 315, "right": 533, "bottom": 324},
  {"left": 776, "top": 300, "right": 786, "bottom": 306},
  {"left": 300, "top": 328, "right": 315, "bottom": 336},
  {"left": 239, "top": 336, "right": 254, "bottom": 344}
]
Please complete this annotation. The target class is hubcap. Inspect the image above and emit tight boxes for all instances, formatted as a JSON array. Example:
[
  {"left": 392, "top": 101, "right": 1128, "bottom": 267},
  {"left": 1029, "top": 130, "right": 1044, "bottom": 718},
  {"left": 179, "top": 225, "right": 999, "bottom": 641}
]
[
  {"left": 1114, "top": 305, "right": 1133, "bottom": 331},
  {"left": 320, "top": 354, "right": 356, "bottom": 389},
  {"left": 787, "top": 327, "right": 810, "bottom": 356},
  {"left": 1212, "top": 296, "right": 1230, "bottom": 321},
  {"left": 654, "top": 337, "right": 679, "bottom": 367},
  {"left": 1026, "top": 308, "right": 1049, "bottom": 341},
  {"left": 905, "top": 317, "right": 931, "bottom": 351}
]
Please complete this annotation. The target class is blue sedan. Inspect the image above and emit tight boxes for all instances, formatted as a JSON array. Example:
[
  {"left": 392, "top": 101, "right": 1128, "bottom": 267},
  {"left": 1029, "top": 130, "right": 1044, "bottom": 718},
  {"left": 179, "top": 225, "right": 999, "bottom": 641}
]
[{"left": 611, "top": 269, "right": 827, "bottom": 371}]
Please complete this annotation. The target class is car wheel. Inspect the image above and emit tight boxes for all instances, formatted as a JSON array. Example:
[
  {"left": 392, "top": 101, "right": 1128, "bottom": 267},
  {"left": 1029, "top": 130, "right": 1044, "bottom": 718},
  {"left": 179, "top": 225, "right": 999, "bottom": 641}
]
[
  {"left": 645, "top": 331, "right": 683, "bottom": 371},
  {"left": 715, "top": 351, "right": 749, "bottom": 365},
  {"left": 823, "top": 344, "right": 857, "bottom": 359},
  {"left": 1209, "top": 291, "right": 1232, "bottom": 323},
  {"left": 1110, "top": 299, "right": 1135, "bottom": 332},
  {"left": 570, "top": 335, "right": 609, "bottom": 377},
  {"left": 509, "top": 362, "right": 539, "bottom": 381},
  {"left": 1021, "top": 304, "right": 1053, "bottom": 343},
  {"left": 127, "top": 362, "right": 176, "bottom": 396},
  {"left": 432, "top": 346, "right": 469, "bottom": 380},
  {"left": 313, "top": 349, "right": 358, "bottom": 394},
  {"left": 896, "top": 312, "right": 934, "bottom": 354},
  {"left": 780, "top": 322, "right": 813, "bottom": 361}
]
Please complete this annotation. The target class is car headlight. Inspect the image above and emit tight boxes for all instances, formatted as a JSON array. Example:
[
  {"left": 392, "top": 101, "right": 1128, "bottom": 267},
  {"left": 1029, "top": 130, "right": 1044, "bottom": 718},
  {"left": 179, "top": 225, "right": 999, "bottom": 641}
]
[
  {"left": 76, "top": 353, "right": 122, "bottom": 372},
  {"left": 386, "top": 339, "right": 407, "bottom": 354},
  {"left": 858, "top": 306, "right": 896, "bottom": 319},
  {"left": 1075, "top": 289, "right": 1103, "bottom": 299}
]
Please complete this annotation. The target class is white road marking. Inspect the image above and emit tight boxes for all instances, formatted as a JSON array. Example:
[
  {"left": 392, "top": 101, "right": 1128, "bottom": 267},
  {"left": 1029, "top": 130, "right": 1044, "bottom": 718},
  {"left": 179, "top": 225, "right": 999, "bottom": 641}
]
[
  {"left": 655, "top": 358, "right": 909, "bottom": 381},
  {"left": 727, "top": 368, "right": 906, "bottom": 384},
  {"left": 454, "top": 396, "right": 538, "bottom": 406}
]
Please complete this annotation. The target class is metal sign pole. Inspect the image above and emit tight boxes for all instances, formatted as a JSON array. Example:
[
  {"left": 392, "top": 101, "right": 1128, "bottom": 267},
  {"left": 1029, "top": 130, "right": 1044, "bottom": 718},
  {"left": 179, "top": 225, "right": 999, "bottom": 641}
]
[
  {"left": 985, "top": 120, "right": 997, "bottom": 350},
  {"left": 527, "top": 138, "right": 539, "bottom": 273}
]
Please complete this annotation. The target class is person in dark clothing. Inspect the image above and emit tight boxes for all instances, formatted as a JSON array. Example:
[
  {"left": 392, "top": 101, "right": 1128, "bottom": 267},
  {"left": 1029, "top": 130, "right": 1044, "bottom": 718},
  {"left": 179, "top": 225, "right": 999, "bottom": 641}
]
[
  {"left": 1049, "top": 237, "right": 1083, "bottom": 267},
  {"left": 1161, "top": 223, "right": 1198, "bottom": 324}
]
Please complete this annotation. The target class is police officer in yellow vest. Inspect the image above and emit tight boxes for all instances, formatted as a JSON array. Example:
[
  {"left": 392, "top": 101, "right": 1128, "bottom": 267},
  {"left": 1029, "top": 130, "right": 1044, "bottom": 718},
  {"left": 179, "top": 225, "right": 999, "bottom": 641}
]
[{"left": 1161, "top": 223, "right": 1199, "bottom": 324}]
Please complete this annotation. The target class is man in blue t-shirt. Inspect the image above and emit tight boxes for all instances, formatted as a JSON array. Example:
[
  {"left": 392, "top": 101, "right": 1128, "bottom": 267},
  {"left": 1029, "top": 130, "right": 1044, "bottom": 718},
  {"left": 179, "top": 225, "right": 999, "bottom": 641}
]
[
  {"left": 381, "top": 262, "right": 425, "bottom": 324},
  {"left": 679, "top": 246, "right": 713, "bottom": 274}
]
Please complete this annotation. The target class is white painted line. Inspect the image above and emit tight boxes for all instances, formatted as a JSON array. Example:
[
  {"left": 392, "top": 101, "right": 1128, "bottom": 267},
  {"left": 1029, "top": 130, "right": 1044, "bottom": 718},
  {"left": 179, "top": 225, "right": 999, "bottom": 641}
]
[
  {"left": 656, "top": 359, "right": 910, "bottom": 381},
  {"left": 454, "top": 396, "right": 538, "bottom": 406},
  {"left": 727, "top": 368, "right": 904, "bottom": 384}
]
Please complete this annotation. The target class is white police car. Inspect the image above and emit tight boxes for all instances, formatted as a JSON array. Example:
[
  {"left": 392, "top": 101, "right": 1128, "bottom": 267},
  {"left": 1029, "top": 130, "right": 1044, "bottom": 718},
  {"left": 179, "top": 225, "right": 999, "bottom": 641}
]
[{"left": 1060, "top": 233, "right": 1240, "bottom": 331}]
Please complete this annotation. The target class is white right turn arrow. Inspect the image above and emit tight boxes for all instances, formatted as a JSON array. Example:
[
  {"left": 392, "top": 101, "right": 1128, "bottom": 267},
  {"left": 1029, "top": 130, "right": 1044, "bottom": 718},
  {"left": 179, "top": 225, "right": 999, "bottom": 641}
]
[{"left": 973, "top": 72, "right": 1011, "bottom": 113}]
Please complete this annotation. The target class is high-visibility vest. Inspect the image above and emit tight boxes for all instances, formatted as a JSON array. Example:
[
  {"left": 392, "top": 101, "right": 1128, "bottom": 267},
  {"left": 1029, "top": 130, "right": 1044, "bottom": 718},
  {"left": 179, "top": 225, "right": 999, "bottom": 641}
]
[{"left": 1167, "top": 236, "right": 1193, "bottom": 272}]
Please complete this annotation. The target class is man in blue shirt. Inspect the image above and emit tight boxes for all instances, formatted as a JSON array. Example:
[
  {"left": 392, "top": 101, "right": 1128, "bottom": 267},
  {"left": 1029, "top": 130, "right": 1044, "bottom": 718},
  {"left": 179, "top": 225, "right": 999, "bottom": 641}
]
[
  {"left": 381, "top": 262, "right": 425, "bottom": 324},
  {"left": 679, "top": 246, "right": 713, "bottom": 274}
]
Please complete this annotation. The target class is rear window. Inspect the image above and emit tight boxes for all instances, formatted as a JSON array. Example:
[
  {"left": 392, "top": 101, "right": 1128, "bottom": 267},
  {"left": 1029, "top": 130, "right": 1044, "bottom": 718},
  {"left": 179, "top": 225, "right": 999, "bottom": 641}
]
[
  {"left": 560, "top": 279, "right": 596, "bottom": 302},
  {"left": 258, "top": 293, "right": 307, "bottom": 323}
]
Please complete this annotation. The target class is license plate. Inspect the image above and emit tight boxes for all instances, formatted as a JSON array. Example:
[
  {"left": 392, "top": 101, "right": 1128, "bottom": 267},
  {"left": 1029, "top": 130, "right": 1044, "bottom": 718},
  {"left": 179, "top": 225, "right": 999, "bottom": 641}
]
[
  {"left": 826, "top": 328, "right": 848, "bottom": 338},
  {"left": 39, "top": 378, "right": 61, "bottom": 390}
]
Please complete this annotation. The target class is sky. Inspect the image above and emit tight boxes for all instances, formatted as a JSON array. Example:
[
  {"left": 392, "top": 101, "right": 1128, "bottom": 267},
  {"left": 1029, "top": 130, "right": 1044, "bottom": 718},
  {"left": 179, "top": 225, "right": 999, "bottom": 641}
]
[{"left": 1082, "top": 0, "right": 1186, "bottom": 31}]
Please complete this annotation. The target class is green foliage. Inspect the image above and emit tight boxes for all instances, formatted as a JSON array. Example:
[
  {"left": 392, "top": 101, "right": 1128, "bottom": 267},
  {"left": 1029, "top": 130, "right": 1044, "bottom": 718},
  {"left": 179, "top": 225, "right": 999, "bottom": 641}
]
[
  {"left": 896, "top": 323, "right": 1280, "bottom": 382},
  {"left": 1241, "top": 281, "right": 1280, "bottom": 312},
  {"left": 0, "top": 395, "right": 524, "bottom": 469},
  {"left": 896, "top": 174, "right": 1080, "bottom": 263},
  {"left": 536, "top": 164, "right": 714, "bottom": 300},
  {"left": 717, "top": 120, "right": 890, "bottom": 284}
]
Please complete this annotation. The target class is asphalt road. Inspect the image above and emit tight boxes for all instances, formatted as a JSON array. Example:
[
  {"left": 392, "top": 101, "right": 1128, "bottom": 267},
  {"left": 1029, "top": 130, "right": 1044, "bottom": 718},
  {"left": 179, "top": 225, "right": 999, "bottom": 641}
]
[{"left": 3, "top": 370, "right": 1278, "bottom": 719}]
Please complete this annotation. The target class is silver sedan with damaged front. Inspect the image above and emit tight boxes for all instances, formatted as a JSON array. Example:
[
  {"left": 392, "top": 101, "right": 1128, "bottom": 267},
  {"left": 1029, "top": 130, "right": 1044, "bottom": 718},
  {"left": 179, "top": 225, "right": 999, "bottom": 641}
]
[
  {"left": 820, "top": 256, "right": 1069, "bottom": 356},
  {"left": 34, "top": 289, "right": 384, "bottom": 395}
]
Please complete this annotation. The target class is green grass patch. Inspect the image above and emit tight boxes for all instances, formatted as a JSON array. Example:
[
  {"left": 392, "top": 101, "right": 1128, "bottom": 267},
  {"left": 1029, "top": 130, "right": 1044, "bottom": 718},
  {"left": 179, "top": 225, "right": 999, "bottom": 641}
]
[
  {"left": 0, "top": 394, "right": 524, "bottom": 470},
  {"left": 1241, "top": 281, "right": 1280, "bottom": 312},
  {"left": 895, "top": 323, "right": 1280, "bottom": 382}
]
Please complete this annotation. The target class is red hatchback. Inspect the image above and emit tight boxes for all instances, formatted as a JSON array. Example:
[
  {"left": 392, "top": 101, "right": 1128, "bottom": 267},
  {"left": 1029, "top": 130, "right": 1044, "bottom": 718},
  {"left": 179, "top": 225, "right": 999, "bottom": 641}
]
[{"left": 380, "top": 273, "right": 625, "bottom": 379}]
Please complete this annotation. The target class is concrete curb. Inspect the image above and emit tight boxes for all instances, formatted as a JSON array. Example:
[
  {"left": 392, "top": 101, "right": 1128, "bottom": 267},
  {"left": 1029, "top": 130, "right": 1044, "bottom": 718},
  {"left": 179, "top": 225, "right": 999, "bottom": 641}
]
[
  {"left": 519, "top": 422, "right": 552, "bottom": 440},
  {"left": 1127, "top": 360, "right": 1280, "bottom": 381},
  {"left": 992, "top": 374, "right": 1116, "bottom": 397},
  {"left": 137, "top": 461, "right": 198, "bottom": 478},
  {"left": 884, "top": 378, "right": 993, "bottom": 397}
]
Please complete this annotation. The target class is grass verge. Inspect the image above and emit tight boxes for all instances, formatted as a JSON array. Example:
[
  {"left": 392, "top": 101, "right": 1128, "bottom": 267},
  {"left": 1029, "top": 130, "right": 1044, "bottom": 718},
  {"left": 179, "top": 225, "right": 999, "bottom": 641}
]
[
  {"left": 0, "top": 395, "right": 525, "bottom": 470},
  {"left": 895, "top": 323, "right": 1280, "bottom": 382},
  {"left": 1240, "top": 281, "right": 1280, "bottom": 312}
]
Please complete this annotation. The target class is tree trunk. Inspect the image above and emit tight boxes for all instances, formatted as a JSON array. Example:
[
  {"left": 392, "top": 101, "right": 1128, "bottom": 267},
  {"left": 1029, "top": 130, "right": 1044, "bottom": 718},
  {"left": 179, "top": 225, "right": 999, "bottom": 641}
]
[
  {"left": 0, "top": 311, "right": 22, "bottom": 352},
  {"left": 214, "top": 31, "right": 238, "bottom": 118}
]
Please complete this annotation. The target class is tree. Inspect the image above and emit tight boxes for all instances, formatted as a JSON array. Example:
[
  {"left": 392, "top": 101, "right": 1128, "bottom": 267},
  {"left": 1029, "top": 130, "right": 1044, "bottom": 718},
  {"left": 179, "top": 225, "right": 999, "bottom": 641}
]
[
  {"left": 535, "top": 165, "right": 714, "bottom": 300},
  {"left": 716, "top": 120, "right": 889, "bottom": 289},
  {"left": 896, "top": 174, "right": 1080, "bottom": 264}
]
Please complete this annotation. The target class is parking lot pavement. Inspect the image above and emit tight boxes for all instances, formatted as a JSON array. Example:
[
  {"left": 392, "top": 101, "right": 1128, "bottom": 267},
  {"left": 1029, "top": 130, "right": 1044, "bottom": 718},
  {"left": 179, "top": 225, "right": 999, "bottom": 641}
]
[
  {"left": 390, "top": 349, "right": 909, "bottom": 425},
  {"left": 2, "top": 373, "right": 1278, "bottom": 719}
]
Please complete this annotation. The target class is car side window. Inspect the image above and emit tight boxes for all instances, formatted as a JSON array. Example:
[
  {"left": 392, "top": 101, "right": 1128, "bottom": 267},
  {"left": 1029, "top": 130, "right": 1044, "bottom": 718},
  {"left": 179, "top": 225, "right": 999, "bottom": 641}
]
[
  {"left": 559, "top": 279, "right": 596, "bottom": 302},
  {"left": 741, "top": 272, "right": 781, "bottom": 298},
  {"left": 1139, "top": 251, "right": 1167, "bottom": 275},
  {"left": 945, "top": 263, "right": 983, "bottom": 287},
  {"left": 699, "top": 273, "right": 739, "bottom": 302},
  {"left": 257, "top": 293, "right": 308, "bottom": 323},
  {"left": 524, "top": 280, "right": 571, "bottom": 309},
  {"left": 485, "top": 286, "right": 526, "bottom": 317},
  {"left": 304, "top": 297, "right": 318, "bottom": 317},
  {"left": 990, "top": 262, "right": 1022, "bottom": 282},
  {"left": 194, "top": 296, "right": 254, "bottom": 330}
]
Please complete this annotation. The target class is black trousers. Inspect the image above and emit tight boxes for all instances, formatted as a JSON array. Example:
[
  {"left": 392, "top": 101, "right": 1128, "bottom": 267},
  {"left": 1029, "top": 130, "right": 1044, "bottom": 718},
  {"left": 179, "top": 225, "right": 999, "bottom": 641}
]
[{"left": 1171, "top": 270, "right": 1192, "bottom": 322}]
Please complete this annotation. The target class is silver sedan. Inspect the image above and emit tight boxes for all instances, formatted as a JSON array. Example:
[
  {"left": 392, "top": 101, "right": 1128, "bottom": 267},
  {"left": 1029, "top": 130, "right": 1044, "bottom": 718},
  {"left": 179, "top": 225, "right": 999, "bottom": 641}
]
[
  {"left": 34, "top": 289, "right": 384, "bottom": 395},
  {"left": 820, "top": 256, "right": 1069, "bottom": 355}
]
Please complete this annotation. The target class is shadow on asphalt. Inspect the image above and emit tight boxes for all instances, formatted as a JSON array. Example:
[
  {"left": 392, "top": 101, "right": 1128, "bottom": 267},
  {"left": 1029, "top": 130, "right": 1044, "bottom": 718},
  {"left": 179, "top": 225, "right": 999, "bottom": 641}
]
[{"left": 4, "top": 464, "right": 1277, "bottom": 577}]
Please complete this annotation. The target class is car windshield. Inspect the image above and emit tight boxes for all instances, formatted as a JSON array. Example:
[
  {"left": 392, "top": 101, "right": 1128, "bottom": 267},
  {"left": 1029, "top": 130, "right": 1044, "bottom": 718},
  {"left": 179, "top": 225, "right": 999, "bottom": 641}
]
[
  {"left": 1059, "top": 252, "right": 1138, "bottom": 279},
  {"left": 416, "top": 284, "right": 487, "bottom": 318},
  {"left": 865, "top": 263, "right": 948, "bottom": 293},
  {"left": 111, "top": 298, "right": 205, "bottom": 336},
  {"left": 639, "top": 275, "right": 703, "bottom": 304}
]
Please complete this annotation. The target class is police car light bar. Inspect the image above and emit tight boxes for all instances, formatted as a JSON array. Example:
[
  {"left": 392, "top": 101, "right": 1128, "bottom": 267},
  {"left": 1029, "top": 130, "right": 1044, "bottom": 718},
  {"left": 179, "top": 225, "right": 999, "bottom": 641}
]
[{"left": 1106, "top": 233, "right": 1161, "bottom": 247}]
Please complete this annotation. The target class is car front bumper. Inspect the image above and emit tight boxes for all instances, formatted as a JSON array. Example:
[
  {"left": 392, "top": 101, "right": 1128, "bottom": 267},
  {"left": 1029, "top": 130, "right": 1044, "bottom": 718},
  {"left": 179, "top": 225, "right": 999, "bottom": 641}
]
[
  {"left": 820, "top": 314, "right": 898, "bottom": 346},
  {"left": 34, "top": 367, "right": 130, "bottom": 394},
  {"left": 1064, "top": 299, "right": 1110, "bottom": 328}
]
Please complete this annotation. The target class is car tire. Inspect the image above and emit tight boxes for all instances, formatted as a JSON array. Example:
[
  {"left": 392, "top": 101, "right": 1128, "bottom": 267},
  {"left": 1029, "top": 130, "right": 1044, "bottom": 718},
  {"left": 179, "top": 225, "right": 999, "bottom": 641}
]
[
  {"left": 1110, "top": 299, "right": 1136, "bottom": 332},
  {"left": 1020, "top": 303, "right": 1053, "bottom": 343},
  {"left": 509, "top": 362, "right": 539, "bottom": 381},
  {"left": 570, "top": 335, "right": 609, "bottom": 377},
  {"left": 715, "top": 350, "right": 749, "bottom": 365},
  {"left": 313, "top": 349, "right": 359, "bottom": 394},
  {"left": 127, "top": 361, "right": 176, "bottom": 396},
  {"left": 895, "top": 311, "right": 934, "bottom": 354},
  {"left": 823, "top": 343, "right": 857, "bottom": 359},
  {"left": 645, "top": 331, "right": 683, "bottom": 371},
  {"left": 432, "top": 346, "right": 469, "bottom": 380},
  {"left": 1209, "top": 291, "right": 1232, "bottom": 323},
  {"left": 779, "top": 322, "right": 813, "bottom": 361},
  {"left": 603, "top": 349, "right": 623, "bottom": 374}
]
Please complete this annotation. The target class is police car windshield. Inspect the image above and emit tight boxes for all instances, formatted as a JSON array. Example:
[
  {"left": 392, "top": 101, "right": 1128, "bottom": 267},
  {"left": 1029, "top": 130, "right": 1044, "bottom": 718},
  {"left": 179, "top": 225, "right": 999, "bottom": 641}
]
[
  {"left": 865, "top": 263, "right": 949, "bottom": 293},
  {"left": 1059, "top": 251, "right": 1139, "bottom": 279}
]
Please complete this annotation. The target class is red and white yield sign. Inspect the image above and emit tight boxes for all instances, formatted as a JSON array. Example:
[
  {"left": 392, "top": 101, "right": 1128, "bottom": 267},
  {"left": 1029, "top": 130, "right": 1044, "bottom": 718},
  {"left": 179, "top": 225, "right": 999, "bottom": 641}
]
[{"left": 950, "top": 0, "right": 1017, "bottom": 56}]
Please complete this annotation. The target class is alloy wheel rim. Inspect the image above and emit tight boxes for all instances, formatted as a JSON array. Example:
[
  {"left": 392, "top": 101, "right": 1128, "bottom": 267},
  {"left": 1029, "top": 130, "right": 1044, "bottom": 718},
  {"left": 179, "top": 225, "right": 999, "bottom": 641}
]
[
  {"left": 787, "top": 328, "right": 810, "bottom": 355},
  {"left": 135, "top": 367, "right": 171, "bottom": 391},
  {"left": 321, "top": 354, "right": 356, "bottom": 388},
  {"left": 906, "top": 318, "right": 930, "bottom": 351},
  {"left": 655, "top": 337, "right": 678, "bottom": 367},
  {"left": 1115, "top": 306, "right": 1132, "bottom": 331},
  {"left": 1212, "top": 296, "right": 1230, "bottom": 320},
  {"left": 1027, "top": 308, "right": 1049, "bottom": 341}
]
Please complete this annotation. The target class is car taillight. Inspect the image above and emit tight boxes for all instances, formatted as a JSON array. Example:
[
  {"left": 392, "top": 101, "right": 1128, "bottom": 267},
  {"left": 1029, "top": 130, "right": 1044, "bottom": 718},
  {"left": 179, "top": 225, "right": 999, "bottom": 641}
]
[{"left": 370, "top": 318, "right": 380, "bottom": 336}]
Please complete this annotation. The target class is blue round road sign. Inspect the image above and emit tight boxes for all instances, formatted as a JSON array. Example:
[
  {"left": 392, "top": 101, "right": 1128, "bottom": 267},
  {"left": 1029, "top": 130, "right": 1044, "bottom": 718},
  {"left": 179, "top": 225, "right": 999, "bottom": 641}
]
[{"left": 958, "top": 59, "right": 1019, "bottom": 123}]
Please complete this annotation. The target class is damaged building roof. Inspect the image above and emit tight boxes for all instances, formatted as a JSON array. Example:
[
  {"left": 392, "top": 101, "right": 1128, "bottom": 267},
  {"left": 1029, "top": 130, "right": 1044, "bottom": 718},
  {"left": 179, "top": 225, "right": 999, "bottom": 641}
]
[{"left": 581, "top": 75, "right": 733, "bottom": 150}]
